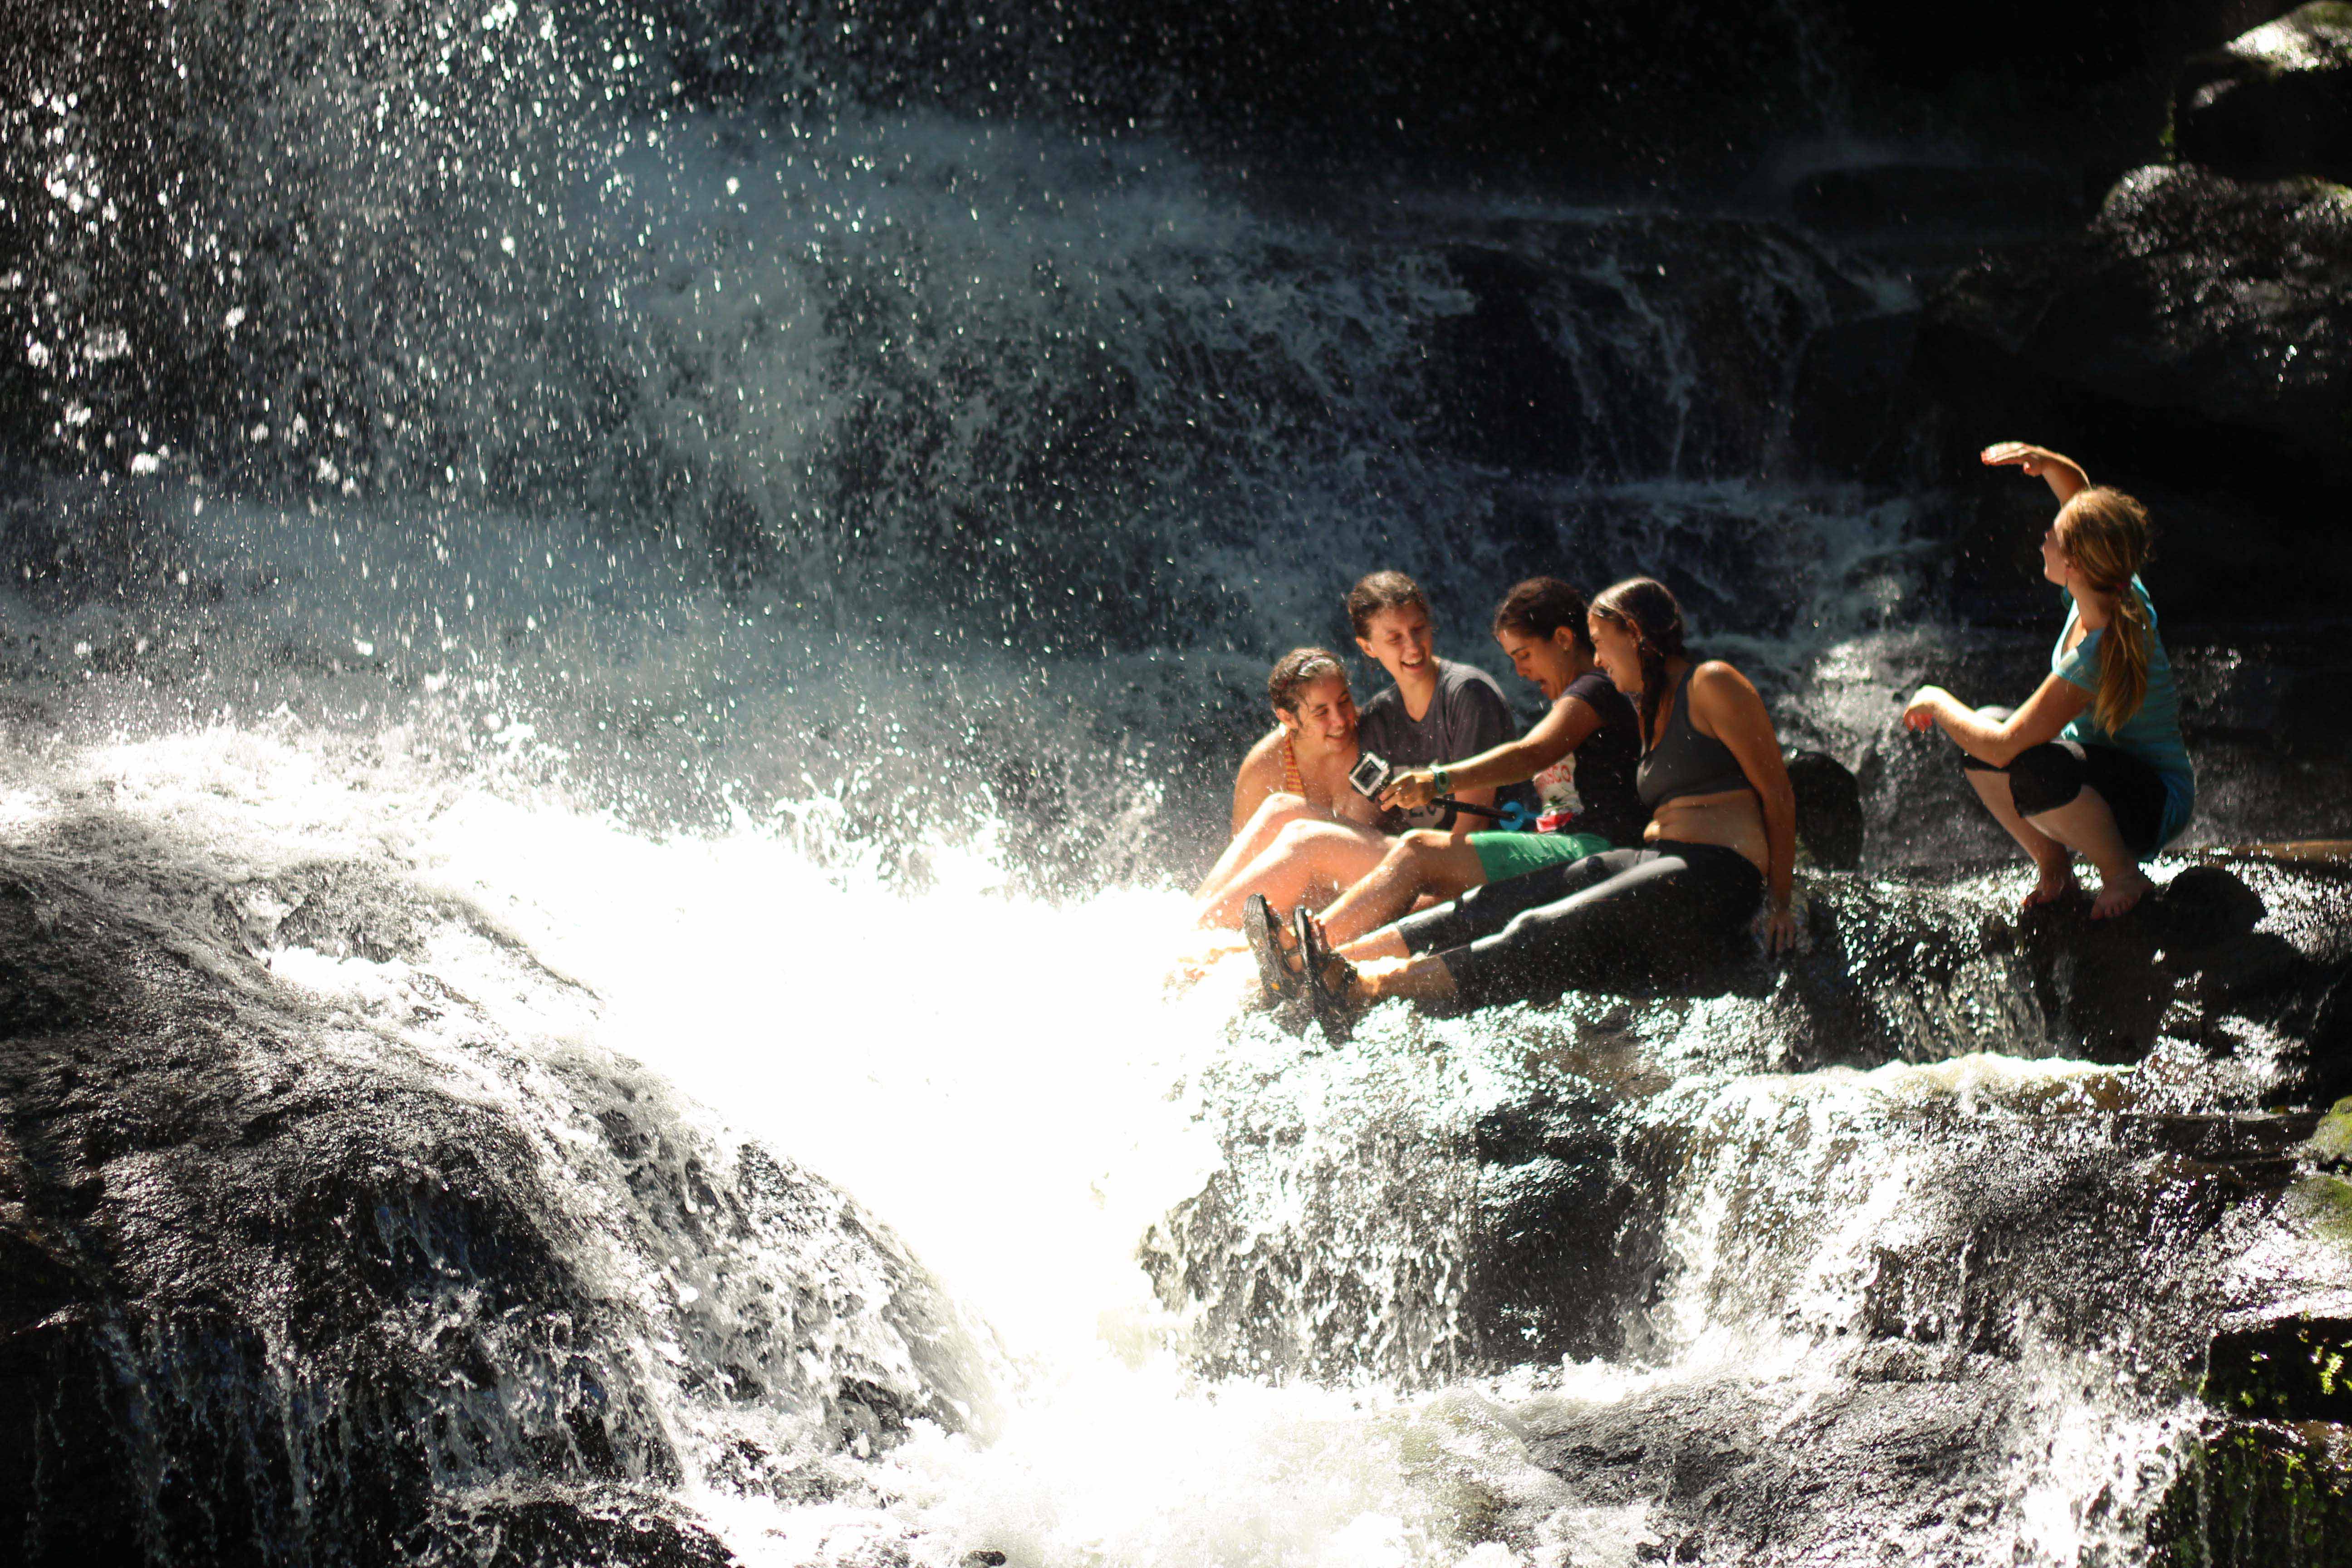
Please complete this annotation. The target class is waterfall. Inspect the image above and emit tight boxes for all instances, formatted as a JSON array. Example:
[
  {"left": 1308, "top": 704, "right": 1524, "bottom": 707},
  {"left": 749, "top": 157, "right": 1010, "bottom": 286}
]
[{"left": 4, "top": 1, "right": 2344, "bottom": 1564}]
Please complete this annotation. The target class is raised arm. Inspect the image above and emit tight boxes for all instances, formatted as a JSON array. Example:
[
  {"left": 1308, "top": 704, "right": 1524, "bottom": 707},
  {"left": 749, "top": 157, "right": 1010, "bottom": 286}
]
[
  {"left": 1691, "top": 662, "right": 1798, "bottom": 954},
  {"left": 1981, "top": 441, "right": 2088, "bottom": 506},
  {"left": 1378, "top": 697, "right": 1597, "bottom": 813},
  {"left": 1902, "top": 674, "right": 2089, "bottom": 765}
]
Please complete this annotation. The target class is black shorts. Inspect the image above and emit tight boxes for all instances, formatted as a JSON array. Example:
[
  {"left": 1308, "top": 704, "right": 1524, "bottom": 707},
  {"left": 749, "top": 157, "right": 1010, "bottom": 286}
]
[
  {"left": 1961, "top": 740, "right": 2169, "bottom": 858},
  {"left": 1392, "top": 842, "right": 1765, "bottom": 1012}
]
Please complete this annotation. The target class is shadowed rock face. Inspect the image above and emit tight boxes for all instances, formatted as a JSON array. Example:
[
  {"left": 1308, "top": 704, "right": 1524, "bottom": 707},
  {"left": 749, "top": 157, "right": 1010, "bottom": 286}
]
[
  {"left": 2177, "top": 1, "right": 2352, "bottom": 185},
  {"left": 1898, "top": 4, "right": 2352, "bottom": 627},
  {"left": 1925, "top": 165, "right": 2352, "bottom": 504},
  {"left": 0, "top": 825, "right": 990, "bottom": 1568}
]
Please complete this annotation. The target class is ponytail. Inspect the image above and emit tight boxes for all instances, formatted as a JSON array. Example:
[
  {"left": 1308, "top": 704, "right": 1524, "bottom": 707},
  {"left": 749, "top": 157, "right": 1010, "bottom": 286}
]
[
  {"left": 2054, "top": 487, "right": 2155, "bottom": 732},
  {"left": 2097, "top": 586, "right": 2153, "bottom": 734}
]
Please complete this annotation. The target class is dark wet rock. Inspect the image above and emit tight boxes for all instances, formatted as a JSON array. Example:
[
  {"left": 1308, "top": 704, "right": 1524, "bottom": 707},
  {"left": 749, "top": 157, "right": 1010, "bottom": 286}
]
[
  {"left": 1517, "top": 1369, "right": 2024, "bottom": 1562},
  {"left": 410, "top": 1484, "right": 741, "bottom": 1568},
  {"left": 1920, "top": 163, "right": 2352, "bottom": 617},
  {"left": 2176, "top": 2, "right": 2352, "bottom": 186},
  {"left": 2205, "top": 1313, "right": 2352, "bottom": 1421},
  {"left": 1788, "top": 748, "right": 1866, "bottom": 871},
  {"left": 1789, "top": 311, "right": 1922, "bottom": 478},
  {"left": 1421, "top": 219, "right": 1872, "bottom": 484},
  {"left": 0, "top": 824, "right": 989, "bottom": 1567},
  {"left": 1145, "top": 851, "right": 2352, "bottom": 1385},
  {"left": 2149, "top": 1417, "right": 2352, "bottom": 1565}
]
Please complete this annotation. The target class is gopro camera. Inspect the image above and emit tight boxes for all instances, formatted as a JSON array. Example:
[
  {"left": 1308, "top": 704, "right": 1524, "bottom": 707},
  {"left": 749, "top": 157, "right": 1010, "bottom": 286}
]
[{"left": 1348, "top": 750, "right": 1393, "bottom": 801}]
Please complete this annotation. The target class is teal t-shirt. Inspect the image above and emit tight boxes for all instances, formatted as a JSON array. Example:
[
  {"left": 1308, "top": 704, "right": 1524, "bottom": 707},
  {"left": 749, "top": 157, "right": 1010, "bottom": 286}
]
[{"left": 2052, "top": 578, "right": 2194, "bottom": 848}]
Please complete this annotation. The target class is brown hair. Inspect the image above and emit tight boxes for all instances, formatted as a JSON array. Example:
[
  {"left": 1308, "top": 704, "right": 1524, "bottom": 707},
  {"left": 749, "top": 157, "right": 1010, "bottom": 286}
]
[
  {"left": 1345, "top": 570, "right": 1431, "bottom": 639},
  {"left": 1268, "top": 647, "right": 1348, "bottom": 715},
  {"left": 2054, "top": 486, "right": 2155, "bottom": 734},
  {"left": 1589, "top": 576, "right": 1689, "bottom": 740},
  {"left": 1492, "top": 577, "right": 1592, "bottom": 652}
]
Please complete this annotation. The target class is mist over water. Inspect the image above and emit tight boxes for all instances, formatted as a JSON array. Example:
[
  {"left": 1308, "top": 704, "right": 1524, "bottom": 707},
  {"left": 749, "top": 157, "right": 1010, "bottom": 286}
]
[{"left": 1, "top": 2, "right": 2331, "bottom": 1564}]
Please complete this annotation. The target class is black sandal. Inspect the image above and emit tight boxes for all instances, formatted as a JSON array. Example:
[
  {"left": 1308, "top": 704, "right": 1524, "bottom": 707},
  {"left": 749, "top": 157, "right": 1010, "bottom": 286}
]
[
  {"left": 1245, "top": 893, "right": 1303, "bottom": 1003},
  {"left": 1294, "top": 905, "right": 1362, "bottom": 1041}
]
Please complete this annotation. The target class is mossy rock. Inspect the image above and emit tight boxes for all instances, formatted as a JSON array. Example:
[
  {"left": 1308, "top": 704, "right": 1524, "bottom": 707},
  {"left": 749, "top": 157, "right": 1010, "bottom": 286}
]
[
  {"left": 2205, "top": 1317, "right": 2352, "bottom": 1422},
  {"left": 2149, "top": 1417, "right": 2352, "bottom": 1567}
]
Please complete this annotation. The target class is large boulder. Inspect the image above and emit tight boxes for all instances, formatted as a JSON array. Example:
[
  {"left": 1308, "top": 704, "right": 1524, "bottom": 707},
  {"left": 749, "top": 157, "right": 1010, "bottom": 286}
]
[
  {"left": 1143, "top": 850, "right": 2352, "bottom": 1387},
  {"left": 1918, "top": 162, "right": 2352, "bottom": 615},
  {"left": 0, "top": 825, "right": 992, "bottom": 1567},
  {"left": 1144, "top": 853, "right": 2352, "bottom": 1563},
  {"left": 2176, "top": 2, "right": 2352, "bottom": 185}
]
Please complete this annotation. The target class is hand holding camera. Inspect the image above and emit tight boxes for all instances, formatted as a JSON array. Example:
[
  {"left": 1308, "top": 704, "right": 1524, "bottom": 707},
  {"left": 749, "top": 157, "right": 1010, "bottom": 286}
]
[{"left": 1378, "top": 767, "right": 1442, "bottom": 813}]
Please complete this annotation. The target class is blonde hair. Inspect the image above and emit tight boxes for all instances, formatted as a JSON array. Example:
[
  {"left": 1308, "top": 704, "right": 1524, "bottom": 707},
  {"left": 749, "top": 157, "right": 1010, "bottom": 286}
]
[{"left": 2054, "top": 486, "right": 2155, "bottom": 734}]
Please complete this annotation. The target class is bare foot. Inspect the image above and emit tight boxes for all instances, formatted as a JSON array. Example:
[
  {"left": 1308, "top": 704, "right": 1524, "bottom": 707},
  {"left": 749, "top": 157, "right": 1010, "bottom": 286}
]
[
  {"left": 2023, "top": 862, "right": 2079, "bottom": 910},
  {"left": 1351, "top": 955, "right": 1411, "bottom": 1001},
  {"left": 1165, "top": 934, "right": 1248, "bottom": 989},
  {"left": 2088, "top": 869, "right": 2153, "bottom": 920}
]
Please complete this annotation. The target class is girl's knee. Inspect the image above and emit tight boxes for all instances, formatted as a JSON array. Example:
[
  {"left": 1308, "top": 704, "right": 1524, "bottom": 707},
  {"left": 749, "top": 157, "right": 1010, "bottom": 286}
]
[
  {"left": 1252, "top": 791, "right": 1311, "bottom": 827},
  {"left": 1390, "top": 828, "right": 1450, "bottom": 863},
  {"left": 2008, "top": 743, "right": 2083, "bottom": 817},
  {"left": 1274, "top": 815, "right": 1342, "bottom": 850}
]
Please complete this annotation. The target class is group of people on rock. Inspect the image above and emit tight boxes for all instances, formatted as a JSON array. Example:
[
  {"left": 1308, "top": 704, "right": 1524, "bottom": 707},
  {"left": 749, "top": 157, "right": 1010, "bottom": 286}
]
[{"left": 1194, "top": 442, "right": 2196, "bottom": 1032}]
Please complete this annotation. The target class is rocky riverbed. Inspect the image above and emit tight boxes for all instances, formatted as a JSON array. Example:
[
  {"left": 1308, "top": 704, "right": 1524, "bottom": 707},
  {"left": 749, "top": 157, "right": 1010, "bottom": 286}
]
[{"left": 1144, "top": 849, "right": 2352, "bottom": 1563}]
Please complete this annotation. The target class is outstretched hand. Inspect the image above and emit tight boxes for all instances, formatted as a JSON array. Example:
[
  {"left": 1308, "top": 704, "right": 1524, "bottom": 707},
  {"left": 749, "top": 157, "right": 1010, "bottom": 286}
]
[
  {"left": 1761, "top": 906, "right": 1798, "bottom": 957},
  {"left": 1981, "top": 440, "right": 2088, "bottom": 503},
  {"left": 1980, "top": 441, "right": 2056, "bottom": 475},
  {"left": 1901, "top": 685, "right": 1952, "bottom": 733}
]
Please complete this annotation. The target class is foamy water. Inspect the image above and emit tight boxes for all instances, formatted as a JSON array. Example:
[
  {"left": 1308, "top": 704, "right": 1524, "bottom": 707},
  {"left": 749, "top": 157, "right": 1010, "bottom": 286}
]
[{"left": 0, "top": 675, "right": 2280, "bottom": 1567}]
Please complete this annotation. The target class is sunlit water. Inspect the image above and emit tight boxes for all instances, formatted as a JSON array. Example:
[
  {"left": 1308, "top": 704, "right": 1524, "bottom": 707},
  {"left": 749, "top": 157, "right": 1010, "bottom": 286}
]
[
  {"left": 0, "top": 18, "right": 2324, "bottom": 1552},
  {"left": 0, "top": 593, "right": 2287, "bottom": 1565}
]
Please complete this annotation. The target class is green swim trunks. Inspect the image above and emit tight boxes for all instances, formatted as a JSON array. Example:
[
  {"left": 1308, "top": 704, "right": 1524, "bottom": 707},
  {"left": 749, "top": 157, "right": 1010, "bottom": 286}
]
[{"left": 1469, "top": 830, "right": 1614, "bottom": 884}]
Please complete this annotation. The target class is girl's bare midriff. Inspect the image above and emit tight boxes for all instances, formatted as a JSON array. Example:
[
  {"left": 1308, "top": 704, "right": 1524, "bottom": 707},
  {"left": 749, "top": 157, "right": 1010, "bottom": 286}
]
[{"left": 1645, "top": 788, "right": 1769, "bottom": 875}]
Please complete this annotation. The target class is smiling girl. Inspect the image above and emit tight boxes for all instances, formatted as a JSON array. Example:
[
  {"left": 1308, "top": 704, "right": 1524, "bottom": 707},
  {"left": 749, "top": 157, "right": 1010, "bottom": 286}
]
[
  {"left": 1903, "top": 442, "right": 2193, "bottom": 918},
  {"left": 1192, "top": 648, "right": 1392, "bottom": 927}
]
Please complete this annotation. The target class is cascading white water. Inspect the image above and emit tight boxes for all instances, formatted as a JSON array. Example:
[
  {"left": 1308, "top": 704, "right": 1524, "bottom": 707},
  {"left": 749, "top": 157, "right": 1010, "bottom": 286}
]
[
  {"left": 9, "top": 5, "right": 2341, "bottom": 1562},
  {"left": 6, "top": 477, "right": 2325, "bottom": 1563}
]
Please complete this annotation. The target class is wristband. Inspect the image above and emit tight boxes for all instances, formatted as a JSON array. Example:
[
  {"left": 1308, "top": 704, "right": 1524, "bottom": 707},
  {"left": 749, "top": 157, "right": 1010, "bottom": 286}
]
[{"left": 1432, "top": 765, "right": 1452, "bottom": 794}]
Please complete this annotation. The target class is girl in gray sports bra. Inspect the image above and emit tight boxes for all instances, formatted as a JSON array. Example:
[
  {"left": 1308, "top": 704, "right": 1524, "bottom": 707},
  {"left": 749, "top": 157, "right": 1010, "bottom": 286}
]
[{"left": 1637, "top": 665, "right": 1753, "bottom": 808}]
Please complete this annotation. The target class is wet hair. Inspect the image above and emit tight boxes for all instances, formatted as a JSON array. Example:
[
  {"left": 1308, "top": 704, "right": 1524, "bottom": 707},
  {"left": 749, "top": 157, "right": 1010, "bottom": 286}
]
[
  {"left": 1268, "top": 647, "right": 1348, "bottom": 715},
  {"left": 2054, "top": 487, "right": 2156, "bottom": 734},
  {"left": 1346, "top": 570, "right": 1431, "bottom": 639},
  {"left": 1589, "top": 576, "right": 1690, "bottom": 740},
  {"left": 1491, "top": 577, "right": 1593, "bottom": 653}
]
